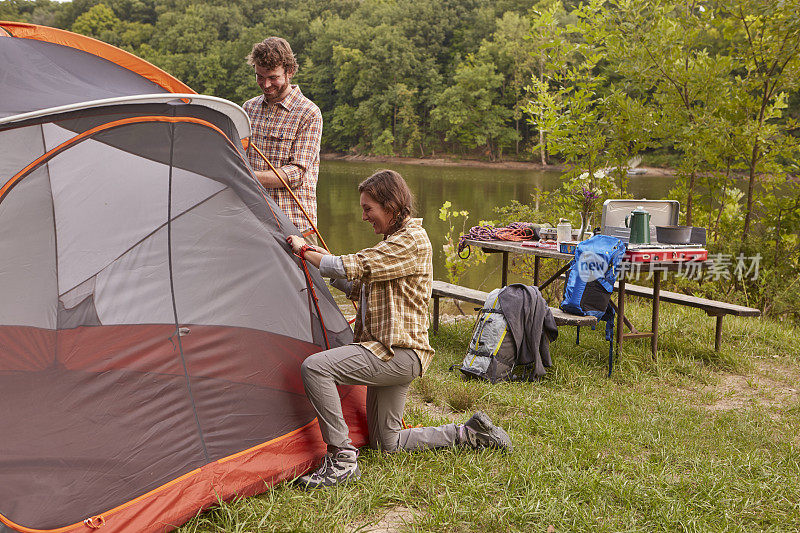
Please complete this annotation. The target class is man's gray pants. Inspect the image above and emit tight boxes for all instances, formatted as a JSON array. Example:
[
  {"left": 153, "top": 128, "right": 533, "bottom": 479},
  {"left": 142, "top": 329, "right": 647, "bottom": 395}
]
[{"left": 300, "top": 344, "right": 461, "bottom": 452}]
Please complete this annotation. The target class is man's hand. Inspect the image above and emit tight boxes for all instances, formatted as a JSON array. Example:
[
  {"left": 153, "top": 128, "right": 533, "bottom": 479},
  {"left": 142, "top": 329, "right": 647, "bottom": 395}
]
[{"left": 255, "top": 169, "right": 289, "bottom": 188}]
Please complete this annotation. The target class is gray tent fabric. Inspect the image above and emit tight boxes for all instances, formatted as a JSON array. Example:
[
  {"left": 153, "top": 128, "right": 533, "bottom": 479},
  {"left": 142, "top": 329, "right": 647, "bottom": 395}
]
[
  {"left": 1, "top": 24, "right": 361, "bottom": 533},
  {"left": 0, "top": 167, "right": 58, "bottom": 329},
  {"left": 0, "top": 38, "right": 168, "bottom": 118}
]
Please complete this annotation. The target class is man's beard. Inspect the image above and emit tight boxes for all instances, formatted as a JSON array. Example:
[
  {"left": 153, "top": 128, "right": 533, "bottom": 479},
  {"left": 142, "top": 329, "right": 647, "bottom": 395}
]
[{"left": 264, "top": 75, "right": 290, "bottom": 102}]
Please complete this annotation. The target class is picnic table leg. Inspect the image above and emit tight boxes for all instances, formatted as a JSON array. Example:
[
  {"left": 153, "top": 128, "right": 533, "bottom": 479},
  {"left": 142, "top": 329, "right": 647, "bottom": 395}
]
[
  {"left": 608, "top": 299, "right": 637, "bottom": 333},
  {"left": 539, "top": 262, "right": 573, "bottom": 292},
  {"left": 714, "top": 315, "right": 724, "bottom": 351},
  {"left": 616, "top": 278, "right": 626, "bottom": 354},
  {"left": 608, "top": 319, "right": 614, "bottom": 378},
  {"left": 533, "top": 256, "right": 541, "bottom": 286},
  {"left": 432, "top": 295, "right": 440, "bottom": 334},
  {"left": 502, "top": 252, "right": 508, "bottom": 287},
  {"left": 651, "top": 271, "right": 661, "bottom": 359}
]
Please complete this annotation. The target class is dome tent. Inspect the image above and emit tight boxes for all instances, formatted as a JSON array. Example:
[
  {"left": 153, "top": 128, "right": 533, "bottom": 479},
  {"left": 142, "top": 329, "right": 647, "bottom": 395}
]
[{"left": 0, "top": 22, "right": 367, "bottom": 532}]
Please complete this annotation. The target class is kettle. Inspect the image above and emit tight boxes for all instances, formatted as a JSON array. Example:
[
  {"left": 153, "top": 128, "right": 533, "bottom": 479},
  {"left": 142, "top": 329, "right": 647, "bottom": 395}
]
[{"left": 625, "top": 206, "right": 651, "bottom": 244}]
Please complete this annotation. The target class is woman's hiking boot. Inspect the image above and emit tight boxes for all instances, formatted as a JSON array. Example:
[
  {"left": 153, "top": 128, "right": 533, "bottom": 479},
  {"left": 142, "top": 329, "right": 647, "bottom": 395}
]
[
  {"left": 460, "top": 411, "right": 513, "bottom": 451},
  {"left": 298, "top": 448, "right": 360, "bottom": 489}
]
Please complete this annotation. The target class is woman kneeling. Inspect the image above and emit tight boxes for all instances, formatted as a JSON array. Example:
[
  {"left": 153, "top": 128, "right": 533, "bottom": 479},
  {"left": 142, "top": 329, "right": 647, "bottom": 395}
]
[{"left": 287, "top": 169, "right": 511, "bottom": 489}]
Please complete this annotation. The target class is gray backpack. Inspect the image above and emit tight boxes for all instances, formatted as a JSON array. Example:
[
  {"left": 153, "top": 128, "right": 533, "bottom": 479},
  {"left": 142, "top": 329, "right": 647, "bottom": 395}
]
[{"left": 454, "top": 288, "right": 527, "bottom": 383}]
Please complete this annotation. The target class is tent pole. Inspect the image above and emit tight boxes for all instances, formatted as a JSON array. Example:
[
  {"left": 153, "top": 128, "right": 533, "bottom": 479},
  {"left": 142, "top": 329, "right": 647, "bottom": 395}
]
[{"left": 249, "top": 143, "right": 330, "bottom": 252}]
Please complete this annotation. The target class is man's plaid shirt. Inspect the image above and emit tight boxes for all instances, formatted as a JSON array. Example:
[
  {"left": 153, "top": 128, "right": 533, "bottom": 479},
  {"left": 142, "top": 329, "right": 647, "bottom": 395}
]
[
  {"left": 340, "top": 218, "right": 435, "bottom": 373},
  {"left": 244, "top": 85, "right": 322, "bottom": 232}
]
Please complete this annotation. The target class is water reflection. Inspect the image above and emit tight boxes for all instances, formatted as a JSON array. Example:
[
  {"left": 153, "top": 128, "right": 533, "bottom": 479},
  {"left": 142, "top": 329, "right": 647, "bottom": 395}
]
[{"left": 317, "top": 160, "right": 677, "bottom": 289}]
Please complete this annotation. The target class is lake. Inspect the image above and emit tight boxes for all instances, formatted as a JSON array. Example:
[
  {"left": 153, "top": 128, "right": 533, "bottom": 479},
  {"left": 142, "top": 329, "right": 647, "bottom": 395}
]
[{"left": 317, "top": 160, "right": 678, "bottom": 289}]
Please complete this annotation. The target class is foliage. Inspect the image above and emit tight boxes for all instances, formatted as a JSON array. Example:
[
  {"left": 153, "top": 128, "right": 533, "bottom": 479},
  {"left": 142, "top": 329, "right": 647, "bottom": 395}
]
[
  {"left": 716, "top": 0, "right": 800, "bottom": 239},
  {"left": 438, "top": 201, "right": 486, "bottom": 287},
  {"left": 431, "top": 57, "right": 518, "bottom": 161},
  {"left": 517, "top": 0, "right": 799, "bottom": 320},
  {"left": 493, "top": 199, "right": 543, "bottom": 228},
  {"left": 670, "top": 178, "right": 800, "bottom": 321},
  {"left": 604, "top": 0, "right": 733, "bottom": 226},
  {"left": 523, "top": 1, "right": 655, "bottom": 181}
]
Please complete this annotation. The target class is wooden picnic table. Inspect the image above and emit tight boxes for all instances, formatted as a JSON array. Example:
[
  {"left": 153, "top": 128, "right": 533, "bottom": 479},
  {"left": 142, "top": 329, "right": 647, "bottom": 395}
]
[{"left": 459, "top": 238, "right": 758, "bottom": 359}]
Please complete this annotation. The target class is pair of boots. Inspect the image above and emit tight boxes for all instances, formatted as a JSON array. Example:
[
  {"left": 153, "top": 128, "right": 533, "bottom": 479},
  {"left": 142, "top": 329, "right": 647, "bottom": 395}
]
[{"left": 299, "top": 411, "right": 511, "bottom": 489}]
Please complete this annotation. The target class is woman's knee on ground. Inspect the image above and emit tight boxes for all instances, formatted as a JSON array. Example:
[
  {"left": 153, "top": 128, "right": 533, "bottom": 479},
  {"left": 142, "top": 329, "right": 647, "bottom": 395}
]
[{"left": 370, "top": 428, "right": 401, "bottom": 453}]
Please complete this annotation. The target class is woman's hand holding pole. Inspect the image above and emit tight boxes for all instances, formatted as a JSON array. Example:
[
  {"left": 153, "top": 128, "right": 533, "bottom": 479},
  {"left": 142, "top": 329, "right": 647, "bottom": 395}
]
[{"left": 286, "top": 235, "right": 328, "bottom": 268}]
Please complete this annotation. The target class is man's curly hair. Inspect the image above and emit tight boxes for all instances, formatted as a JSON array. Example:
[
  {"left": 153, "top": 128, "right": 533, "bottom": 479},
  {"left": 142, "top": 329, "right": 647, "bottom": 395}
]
[{"left": 246, "top": 37, "right": 298, "bottom": 74}]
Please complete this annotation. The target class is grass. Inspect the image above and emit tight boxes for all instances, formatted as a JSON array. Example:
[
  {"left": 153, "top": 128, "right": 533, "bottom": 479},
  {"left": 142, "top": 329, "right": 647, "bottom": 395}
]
[{"left": 180, "top": 302, "right": 800, "bottom": 532}]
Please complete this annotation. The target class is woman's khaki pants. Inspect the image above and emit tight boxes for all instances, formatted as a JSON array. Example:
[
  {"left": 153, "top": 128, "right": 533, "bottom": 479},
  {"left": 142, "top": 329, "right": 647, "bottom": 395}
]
[{"left": 300, "top": 344, "right": 461, "bottom": 452}]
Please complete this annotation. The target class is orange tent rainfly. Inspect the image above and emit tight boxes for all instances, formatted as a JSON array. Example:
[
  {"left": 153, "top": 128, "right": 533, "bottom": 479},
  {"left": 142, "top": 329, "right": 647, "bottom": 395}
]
[{"left": 0, "top": 22, "right": 367, "bottom": 532}]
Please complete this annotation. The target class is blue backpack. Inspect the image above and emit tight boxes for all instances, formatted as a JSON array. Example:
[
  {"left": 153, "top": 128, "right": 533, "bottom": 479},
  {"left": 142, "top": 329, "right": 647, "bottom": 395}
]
[{"left": 560, "top": 235, "right": 625, "bottom": 336}]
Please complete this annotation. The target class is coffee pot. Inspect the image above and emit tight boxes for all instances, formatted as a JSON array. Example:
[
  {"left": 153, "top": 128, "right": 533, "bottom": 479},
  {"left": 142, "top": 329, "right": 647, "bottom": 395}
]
[{"left": 625, "top": 206, "right": 651, "bottom": 244}]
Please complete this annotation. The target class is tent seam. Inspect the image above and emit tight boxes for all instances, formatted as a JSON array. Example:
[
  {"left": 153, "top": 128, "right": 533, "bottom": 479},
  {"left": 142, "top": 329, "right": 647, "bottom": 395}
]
[
  {"left": 62, "top": 188, "right": 226, "bottom": 299},
  {"left": 165, "top": 118, "right": 210, "bottom": 464},
  {"left": 0, "top": 116, "right": 242, "bottom": 205},
  {"left": 40, "top": 123, "right": 60, "bottom": 364}
]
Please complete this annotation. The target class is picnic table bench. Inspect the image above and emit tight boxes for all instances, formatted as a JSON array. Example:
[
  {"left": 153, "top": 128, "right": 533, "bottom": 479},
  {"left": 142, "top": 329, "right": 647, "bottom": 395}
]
[{"left": 613, "top": 281, "right": 761, "bottom": 351}]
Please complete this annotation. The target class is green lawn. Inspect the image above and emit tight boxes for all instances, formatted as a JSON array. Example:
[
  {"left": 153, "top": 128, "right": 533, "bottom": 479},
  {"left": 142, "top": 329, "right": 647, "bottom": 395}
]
[{"left": 180, "top": 302, "right": 800, "bottom": 532}]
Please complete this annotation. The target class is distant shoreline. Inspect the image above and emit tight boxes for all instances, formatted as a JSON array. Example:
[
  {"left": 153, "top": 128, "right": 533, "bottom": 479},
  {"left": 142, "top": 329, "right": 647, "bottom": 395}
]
[{"left": 321, "top": 152, "right": 676, "bottom": 176}]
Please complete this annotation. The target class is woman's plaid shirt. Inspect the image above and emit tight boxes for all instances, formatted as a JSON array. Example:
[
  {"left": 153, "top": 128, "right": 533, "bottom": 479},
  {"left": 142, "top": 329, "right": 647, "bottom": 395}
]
[
  {"left": 340, "top": 218, "right": 435, "bottom": 373},
  {"left": 244, "top": 86, "right": 322, "bottom": 232}
]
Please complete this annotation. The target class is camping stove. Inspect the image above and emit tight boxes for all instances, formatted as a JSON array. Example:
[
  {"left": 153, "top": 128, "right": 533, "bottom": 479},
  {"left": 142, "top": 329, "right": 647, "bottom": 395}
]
[{"left": 624, "top": 243, "right": 708, "bottom": 262}]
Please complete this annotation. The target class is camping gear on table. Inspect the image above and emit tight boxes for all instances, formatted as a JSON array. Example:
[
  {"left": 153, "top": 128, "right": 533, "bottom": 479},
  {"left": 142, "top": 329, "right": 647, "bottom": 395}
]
[
  {"left": 625, "top": 206, "right": 651, "bottom": 244},
  {"left": 458, "top": 222, "right": 537, "bottom": 256},
  {"left": 538, "top": 226, "right": 558, "bottom": 240},
  {"left": 600, "top": 199, "right": 679, "bottom": 244},
  {"left": 522, "top": 239, "right": 559, "bottom": 250},
  {"left": 561, "top": 234, "right": 626, "bottom": 338},
  {"left": 624, "top": 243, "right": 708, "bottom": 262},
  {"left": 0, "top": 22, "right": 365, "bottom": 533},
  {"left": 600, "top": 199, "right": 707, "bottom": 247},
  {"left": 539, "top": 226, "right": 580, "bottom": 242},
  {"left": 556, "top": 218, "right": 572, "bottom": 243},
  {"left": 655, "top": 225, "right": 693, "bottom": 244},
  {"left": 455, "top": 284, "right": 557, "bottom": 382},
  {"left": 558, "top": 240, "right": 580, "bottom": 254}
]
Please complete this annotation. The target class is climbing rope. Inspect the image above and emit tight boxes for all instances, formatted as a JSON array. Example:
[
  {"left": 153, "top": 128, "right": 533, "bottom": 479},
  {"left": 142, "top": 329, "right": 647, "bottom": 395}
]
[{"left": 457, "top": 222, "right": 537, "bottom": 257}]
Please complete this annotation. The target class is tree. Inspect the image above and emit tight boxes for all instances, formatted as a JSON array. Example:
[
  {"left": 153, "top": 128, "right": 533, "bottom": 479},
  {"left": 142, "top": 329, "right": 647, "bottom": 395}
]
[
  {"left": 72, "top": 3, "right": 121, "bottom": 42},
  {"left": 476, "top": 11, "right": 538, "bottom": 156},
  {"left": 718, "top": 0, "right": 800, "bottom": 240},
  {"left": 603, "top": 0, "right": 733, "bottom": 226},
  {"left": 604, "top": 0, "right": 800, "bottom": 239},
  {"left": 431, "top": 57, "right": 517, "bottom": 160},
  {"left": 524, "top": 0, "right": 571, "bottom": 165},
  {"left": 523, "top": 1, "right": 632, "bottom": 181}
]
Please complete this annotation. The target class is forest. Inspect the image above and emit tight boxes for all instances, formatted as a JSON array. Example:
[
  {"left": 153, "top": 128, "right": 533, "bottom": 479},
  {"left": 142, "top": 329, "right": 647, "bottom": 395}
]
[{"left": 2, "top": 0, "right": 800, "bottom": 318}]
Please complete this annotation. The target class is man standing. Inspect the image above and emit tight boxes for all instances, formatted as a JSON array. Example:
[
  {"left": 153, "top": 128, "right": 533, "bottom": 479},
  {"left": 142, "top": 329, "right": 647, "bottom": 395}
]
[{"left": 244, "top": 37, "right": 322, "bottom": 243}]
